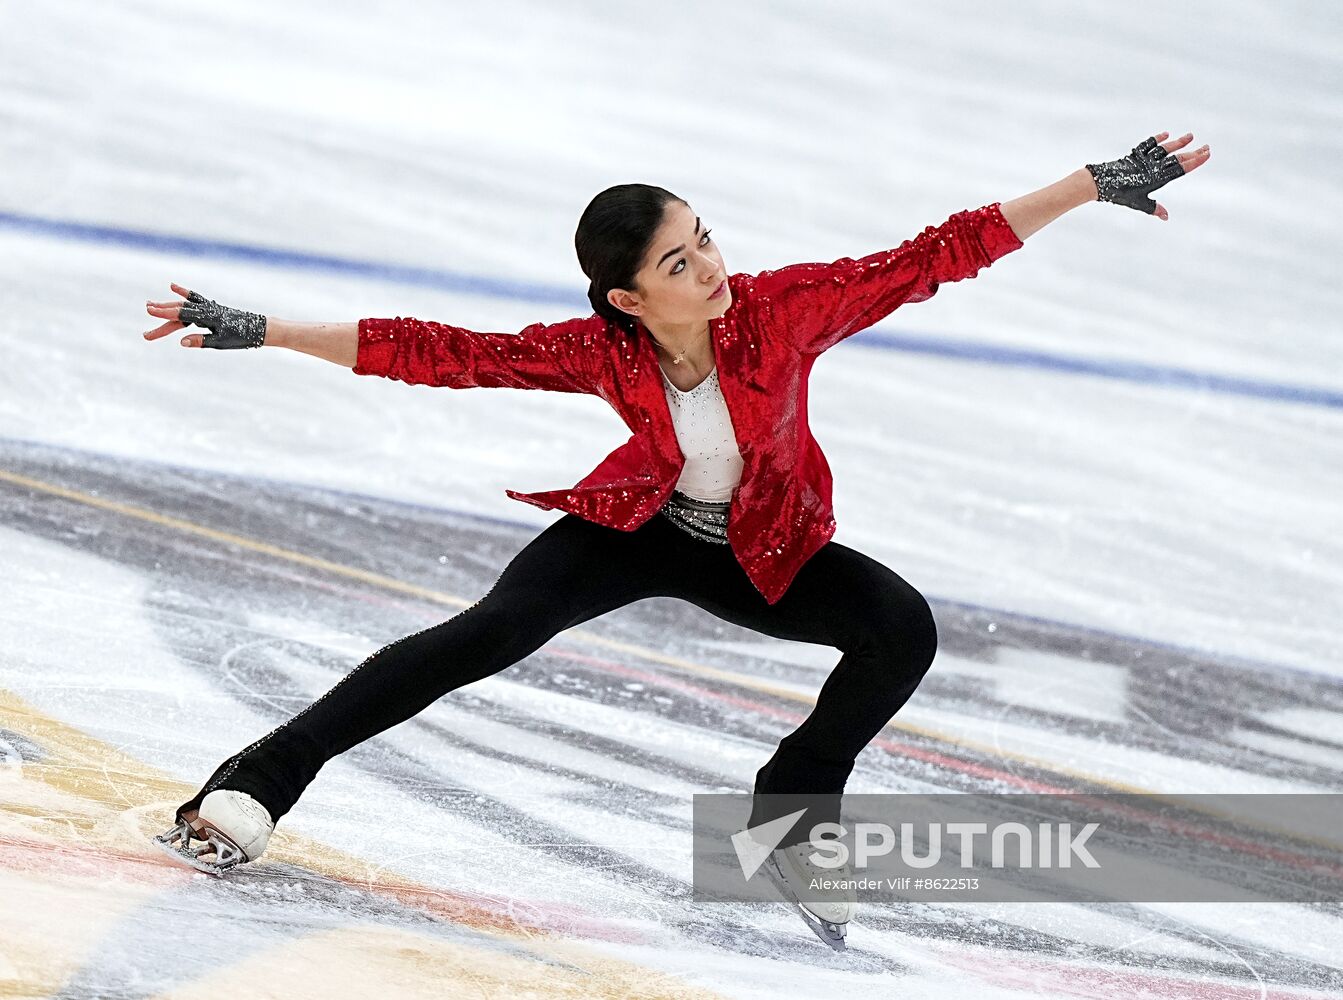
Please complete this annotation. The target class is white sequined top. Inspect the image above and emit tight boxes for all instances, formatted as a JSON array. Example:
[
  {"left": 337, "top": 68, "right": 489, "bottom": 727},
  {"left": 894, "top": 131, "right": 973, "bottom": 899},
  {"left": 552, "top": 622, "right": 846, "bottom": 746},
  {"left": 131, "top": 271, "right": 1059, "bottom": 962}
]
[{"left": 659, "top": 363, "right": 744, "bottom": 502}]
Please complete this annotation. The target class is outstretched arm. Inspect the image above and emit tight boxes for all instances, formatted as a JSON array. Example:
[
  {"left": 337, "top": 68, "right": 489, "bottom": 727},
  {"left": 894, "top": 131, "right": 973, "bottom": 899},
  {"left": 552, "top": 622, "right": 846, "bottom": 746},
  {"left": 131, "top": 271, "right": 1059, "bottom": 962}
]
[
  {"left": 144, "top": 284, "right": 358, "bottom": 366},
  {"left": 1001, "top": 130, "right": 1211, "bottom": 236},
  {"left": 145, "top": 285, "right": 602, "bottom": 394},
  {"left": 744, "top": 130, "right": 1210, "bottom": 356}
]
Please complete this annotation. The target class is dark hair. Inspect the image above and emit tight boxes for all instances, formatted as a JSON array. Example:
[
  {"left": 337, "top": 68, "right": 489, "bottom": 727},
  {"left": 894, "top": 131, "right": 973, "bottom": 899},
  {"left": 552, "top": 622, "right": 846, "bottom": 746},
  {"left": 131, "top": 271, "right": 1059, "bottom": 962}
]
[{"left": 575, "top": 183, "right": 686, "bottom": 336}]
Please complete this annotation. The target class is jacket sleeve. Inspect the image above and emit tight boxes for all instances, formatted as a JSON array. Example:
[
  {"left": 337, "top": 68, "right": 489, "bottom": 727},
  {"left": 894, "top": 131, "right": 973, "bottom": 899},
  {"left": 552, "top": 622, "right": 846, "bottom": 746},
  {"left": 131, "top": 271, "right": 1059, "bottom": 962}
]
[
  {"left": 352, "top": 314, "right": 604, "bottom": 394},
  {"left": 748, "top": 202, "right": 1024, "bottom": 355}
]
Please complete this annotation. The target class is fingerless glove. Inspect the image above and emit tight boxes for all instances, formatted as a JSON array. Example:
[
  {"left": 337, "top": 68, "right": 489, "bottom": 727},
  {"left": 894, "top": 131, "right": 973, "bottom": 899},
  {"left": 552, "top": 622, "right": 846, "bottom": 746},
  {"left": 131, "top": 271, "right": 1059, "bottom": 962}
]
[
  {"left": 1086, "top": 136, "right": 1187, "bottom": 215},
  {"left": 177, "top": 290, "right": 268, "bottom": 349}
]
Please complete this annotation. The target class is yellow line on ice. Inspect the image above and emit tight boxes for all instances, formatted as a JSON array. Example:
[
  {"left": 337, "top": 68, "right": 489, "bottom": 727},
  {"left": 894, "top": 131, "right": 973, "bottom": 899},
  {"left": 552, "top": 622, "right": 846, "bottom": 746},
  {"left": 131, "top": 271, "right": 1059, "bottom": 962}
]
[{"left": 0, "top": 467, "right": 454, "bottom": 604}]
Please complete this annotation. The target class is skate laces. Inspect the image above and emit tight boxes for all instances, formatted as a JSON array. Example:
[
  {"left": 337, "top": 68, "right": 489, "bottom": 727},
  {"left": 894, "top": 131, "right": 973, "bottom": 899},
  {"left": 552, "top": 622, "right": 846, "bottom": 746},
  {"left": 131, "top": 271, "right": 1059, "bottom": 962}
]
[{"left": 233, "top": 792, "right": 274, "bottom": 829}]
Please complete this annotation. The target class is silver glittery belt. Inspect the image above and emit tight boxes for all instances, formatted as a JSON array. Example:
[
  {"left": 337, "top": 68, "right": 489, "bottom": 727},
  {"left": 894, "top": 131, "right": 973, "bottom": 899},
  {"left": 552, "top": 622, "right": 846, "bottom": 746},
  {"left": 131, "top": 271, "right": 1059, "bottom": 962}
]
[{"left": 658, "top": 489, "right": 732, "bottom": 544}]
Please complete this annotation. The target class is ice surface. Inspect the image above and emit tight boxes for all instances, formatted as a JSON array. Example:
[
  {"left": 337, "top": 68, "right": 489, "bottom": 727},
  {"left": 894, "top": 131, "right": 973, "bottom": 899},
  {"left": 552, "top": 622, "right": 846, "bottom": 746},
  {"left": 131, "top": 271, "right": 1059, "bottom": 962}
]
[{"left": 2, "top": 1, "right": 1341, "bottom": 996}]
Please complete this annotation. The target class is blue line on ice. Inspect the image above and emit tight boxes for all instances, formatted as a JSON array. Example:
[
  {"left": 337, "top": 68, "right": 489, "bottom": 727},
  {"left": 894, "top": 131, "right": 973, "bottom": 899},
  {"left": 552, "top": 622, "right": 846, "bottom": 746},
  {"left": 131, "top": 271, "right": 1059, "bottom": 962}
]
[{"left": 3, "top": 208, "right": 1340, "bottom": 410}]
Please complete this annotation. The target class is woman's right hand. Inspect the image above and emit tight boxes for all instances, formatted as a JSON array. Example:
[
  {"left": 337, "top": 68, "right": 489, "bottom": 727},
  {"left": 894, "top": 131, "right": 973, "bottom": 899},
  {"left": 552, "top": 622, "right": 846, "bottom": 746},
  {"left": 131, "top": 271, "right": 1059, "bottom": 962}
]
[{"left": 144, "top": 282, "right": 268, "bottom": 349}]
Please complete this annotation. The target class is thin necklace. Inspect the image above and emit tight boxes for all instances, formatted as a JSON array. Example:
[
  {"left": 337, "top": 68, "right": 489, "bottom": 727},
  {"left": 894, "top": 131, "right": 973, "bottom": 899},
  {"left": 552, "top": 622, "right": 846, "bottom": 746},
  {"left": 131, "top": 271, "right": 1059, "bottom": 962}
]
[
  {"left": 650, "top": 326, "right": 704, "bottom": 365},
  {"left": 650, "top": 338, "right": 691, "bottom": 365}
]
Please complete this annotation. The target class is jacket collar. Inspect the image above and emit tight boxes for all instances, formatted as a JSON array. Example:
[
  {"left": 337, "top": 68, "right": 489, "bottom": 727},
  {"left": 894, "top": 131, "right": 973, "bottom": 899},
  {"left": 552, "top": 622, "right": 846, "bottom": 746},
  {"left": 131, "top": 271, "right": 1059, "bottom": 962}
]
[{"left": 631, "top": 312, "right": 756, "bottom": 478}]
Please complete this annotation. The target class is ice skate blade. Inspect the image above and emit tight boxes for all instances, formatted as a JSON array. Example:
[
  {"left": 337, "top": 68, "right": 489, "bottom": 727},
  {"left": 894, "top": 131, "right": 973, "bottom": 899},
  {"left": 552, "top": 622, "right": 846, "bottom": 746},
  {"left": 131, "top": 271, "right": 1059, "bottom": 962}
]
[
  {"left": 794, "top": 905, "right": 848, "bottom": 951},
  {"left": 151, "top": 817, "right": 249, "bottom": 877}
]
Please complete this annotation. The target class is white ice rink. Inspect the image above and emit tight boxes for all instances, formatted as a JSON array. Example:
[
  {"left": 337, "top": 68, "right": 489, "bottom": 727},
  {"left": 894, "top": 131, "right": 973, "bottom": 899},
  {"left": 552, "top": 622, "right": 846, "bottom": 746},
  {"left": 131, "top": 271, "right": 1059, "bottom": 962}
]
[{"left": 2, "top": 1, "right": 1341, "bottom": 996}]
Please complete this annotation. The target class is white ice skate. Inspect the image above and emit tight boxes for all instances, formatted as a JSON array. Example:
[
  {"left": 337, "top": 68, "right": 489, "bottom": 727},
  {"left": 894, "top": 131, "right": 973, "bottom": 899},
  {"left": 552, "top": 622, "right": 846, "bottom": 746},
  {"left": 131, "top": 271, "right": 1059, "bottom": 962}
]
[
  {"left": 764, "top": 841, "right": 858, "bottom": 951},
  {"left": 152, "top": 789, "right": 275, "bottom": 876}
]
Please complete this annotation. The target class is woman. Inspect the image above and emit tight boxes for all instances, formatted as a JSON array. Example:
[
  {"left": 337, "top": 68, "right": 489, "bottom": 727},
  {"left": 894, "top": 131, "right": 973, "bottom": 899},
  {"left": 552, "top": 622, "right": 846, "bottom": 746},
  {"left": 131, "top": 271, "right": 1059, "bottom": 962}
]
[{"left": 144, "top": 132, "right": 1209, "bottom": 948}]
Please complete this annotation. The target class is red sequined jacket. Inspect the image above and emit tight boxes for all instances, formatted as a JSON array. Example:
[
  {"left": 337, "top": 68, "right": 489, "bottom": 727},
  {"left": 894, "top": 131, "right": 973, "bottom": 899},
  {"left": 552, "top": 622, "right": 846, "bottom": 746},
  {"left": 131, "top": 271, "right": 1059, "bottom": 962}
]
[{"left": 354, "top": 202, "right": 1024, "bottom": 604}]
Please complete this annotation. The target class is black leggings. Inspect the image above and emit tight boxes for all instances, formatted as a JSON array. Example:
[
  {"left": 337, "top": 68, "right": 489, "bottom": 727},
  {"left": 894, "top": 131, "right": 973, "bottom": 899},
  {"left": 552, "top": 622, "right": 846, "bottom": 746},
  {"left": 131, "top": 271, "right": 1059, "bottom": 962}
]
[{"left": 174, "top": 511, "right": 939, "bottom": 843}]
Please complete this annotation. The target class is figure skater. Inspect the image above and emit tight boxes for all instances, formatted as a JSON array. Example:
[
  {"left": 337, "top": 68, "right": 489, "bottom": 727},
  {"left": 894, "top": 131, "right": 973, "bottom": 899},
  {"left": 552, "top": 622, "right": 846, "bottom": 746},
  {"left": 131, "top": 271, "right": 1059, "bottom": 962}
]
[{"left": 143, "top": 132, "right": 1209, "bottom": 949}]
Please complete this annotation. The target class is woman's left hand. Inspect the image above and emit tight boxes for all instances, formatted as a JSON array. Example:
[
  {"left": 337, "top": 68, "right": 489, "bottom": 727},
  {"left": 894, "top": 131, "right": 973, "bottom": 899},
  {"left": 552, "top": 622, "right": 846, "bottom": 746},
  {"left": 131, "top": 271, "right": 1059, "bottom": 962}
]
[{"left": 1086, "top": 132, "right": 1211, "bottom": 221}]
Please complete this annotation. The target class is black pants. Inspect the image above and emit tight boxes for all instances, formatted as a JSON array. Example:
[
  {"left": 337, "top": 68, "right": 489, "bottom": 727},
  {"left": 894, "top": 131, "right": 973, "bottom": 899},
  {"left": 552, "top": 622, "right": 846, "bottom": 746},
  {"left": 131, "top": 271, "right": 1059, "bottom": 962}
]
[{"left": 174, "top": 512, "right": 938, "bottom": 847}]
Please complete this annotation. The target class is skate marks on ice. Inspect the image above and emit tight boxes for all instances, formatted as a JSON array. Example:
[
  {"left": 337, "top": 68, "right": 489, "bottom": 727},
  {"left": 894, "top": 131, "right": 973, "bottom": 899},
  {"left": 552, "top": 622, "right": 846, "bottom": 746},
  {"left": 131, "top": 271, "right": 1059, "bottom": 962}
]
[
  {"left": 860, "top": 903, "right": 1343, "bottom": 997},
  {"left": 0, "top": 689, "right": 733, "bottom": 1000},
  {"left": 2, "top": 438, "right": 1342, "bottom": 994}
]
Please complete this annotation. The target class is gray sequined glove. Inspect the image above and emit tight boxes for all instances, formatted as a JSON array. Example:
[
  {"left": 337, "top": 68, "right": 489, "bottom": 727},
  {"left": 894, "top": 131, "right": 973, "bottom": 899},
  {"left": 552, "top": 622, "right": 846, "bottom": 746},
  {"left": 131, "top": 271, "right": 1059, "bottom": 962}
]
[
  {"left": 177, "top": 289, "right": 268, "bottom": 349},
  {"left": 1086, "top": 136, "right": 1187, "bottom": 215}
]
